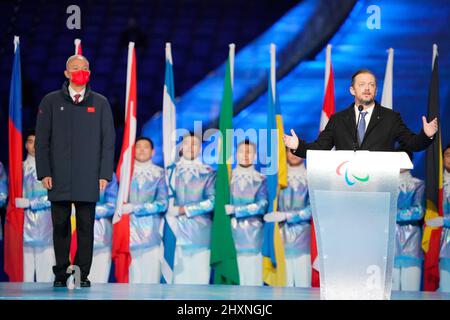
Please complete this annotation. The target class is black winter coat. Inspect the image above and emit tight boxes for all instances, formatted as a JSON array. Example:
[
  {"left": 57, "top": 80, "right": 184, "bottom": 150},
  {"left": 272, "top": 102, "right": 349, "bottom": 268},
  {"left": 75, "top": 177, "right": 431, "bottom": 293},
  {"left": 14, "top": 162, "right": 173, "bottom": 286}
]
[{"left": 35, "top": 81, "right": 115, "bottom": 202}]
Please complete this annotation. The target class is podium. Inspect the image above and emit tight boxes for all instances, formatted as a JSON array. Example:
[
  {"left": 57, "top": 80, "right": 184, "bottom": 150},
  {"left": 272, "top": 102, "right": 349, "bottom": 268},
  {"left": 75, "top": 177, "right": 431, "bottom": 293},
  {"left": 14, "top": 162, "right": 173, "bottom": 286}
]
[{"left": 306, "top": 150, "right": 413, "bottom": 300}]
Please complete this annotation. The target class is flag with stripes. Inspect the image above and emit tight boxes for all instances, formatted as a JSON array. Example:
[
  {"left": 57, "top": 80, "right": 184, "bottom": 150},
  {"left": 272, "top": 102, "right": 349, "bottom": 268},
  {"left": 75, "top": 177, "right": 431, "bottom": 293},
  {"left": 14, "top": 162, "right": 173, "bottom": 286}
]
[
  {"left": 210, "top": 44, "right": 240, "bottom": 285},
  {"left": 422, "top": 44, "right": 443, "bottom": 291},
  {"left": 74, "top": 38, "right": 82, "bottom": 55},
  {"left": 112, "top": 42, "right": 137, "bottom": 283},
  {"left": 69, "top": 38, "right": 83, "bottom": 265},
  {"left": 311, "top": 44, "right": 336, "bottom": 288},
  {"left": 262, "top": 43, "right": 287, "bottom": 286},
  {"left": 160, "top": 42, "right": 178, "bottom": 284},
  {"left": 4, "top": 36, "right": 24, "bottom": 282}
]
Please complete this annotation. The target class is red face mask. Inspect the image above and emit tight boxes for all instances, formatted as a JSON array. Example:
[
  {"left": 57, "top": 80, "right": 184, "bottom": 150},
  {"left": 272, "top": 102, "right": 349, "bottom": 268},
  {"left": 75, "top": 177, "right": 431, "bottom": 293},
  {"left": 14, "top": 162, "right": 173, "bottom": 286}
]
[{"left": 70, "top": 70, "right": 90, "bottom": 86}]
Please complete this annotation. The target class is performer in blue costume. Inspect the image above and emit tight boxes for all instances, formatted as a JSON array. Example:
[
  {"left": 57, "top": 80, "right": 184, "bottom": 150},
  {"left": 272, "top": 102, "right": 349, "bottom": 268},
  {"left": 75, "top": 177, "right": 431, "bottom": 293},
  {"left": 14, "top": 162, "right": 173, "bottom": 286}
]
[
  {"left": 168, "top": 133, "right": 215, "bottom": 284},
  {"left": 392, "top": 151, "right": 425, "bottom": 291},
  {"left": 266, "top": 149, "right": 312, "bottom": 287},
  {"left": 226, "top": 140, "right": 268, "bottom": 286},
  {"left": 122, "top": 137, "right": 168, "bottom": 283},
  {"left": 0, "top": 162, "right": 6, "bottom": 208},
  {"left": 90, "top": 174, "right": 118, "bottom": 283},
  {"left": 14, "top": 129, "right": 55, "bottom": 282},
  {"left": 0, "top": 161, "right": 7, "bottom": 241}
]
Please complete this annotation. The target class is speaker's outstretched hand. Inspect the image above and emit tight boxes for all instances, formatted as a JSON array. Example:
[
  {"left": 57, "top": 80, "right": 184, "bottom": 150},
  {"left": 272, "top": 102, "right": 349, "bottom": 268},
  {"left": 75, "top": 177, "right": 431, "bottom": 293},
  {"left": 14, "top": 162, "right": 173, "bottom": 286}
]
[
  {"left": 283, "top": 129, "right": 299, "bottom": 150},
  {"left": 422, "top": 116, "right": 438, "bottom": 138}
]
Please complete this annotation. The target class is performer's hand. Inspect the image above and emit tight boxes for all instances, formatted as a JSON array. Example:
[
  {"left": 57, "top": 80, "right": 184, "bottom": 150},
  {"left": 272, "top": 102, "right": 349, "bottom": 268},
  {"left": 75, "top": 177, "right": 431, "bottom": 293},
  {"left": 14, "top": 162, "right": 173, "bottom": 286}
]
[
  {"left": 99, "top": 179, "right": 108, "bottom": 191},
  {"left": 42, "top": 177, "right": 52, "bottom": 190},
  {"left": 122, "top": 203, "right": 134, "bottom": 214},
  {"left": 283, "top": 129, "right": 299, "bottom": 150},
  {"left": 225, "top": 204, "right": 234, "bottom": 215},
  {"left": 426, "top": 216, "right": 444, "bottom": 227},
  {"left": 15, "top": 197, "right": 30, "bottom": 209},
  {"left": 264, "top": 211, "right": 286, "bottom": 222},
  {"left": 312, "top": 256, "right": 320, "bottom": 271},
  {"left": 178, "top": 206, "right": 186, "bottom": 215},
  {"left": 166, "top": 202, "right": 179, "bottom": 217},
  {"left": 422, "top": 116, "right": 438, "bottom": 138}
]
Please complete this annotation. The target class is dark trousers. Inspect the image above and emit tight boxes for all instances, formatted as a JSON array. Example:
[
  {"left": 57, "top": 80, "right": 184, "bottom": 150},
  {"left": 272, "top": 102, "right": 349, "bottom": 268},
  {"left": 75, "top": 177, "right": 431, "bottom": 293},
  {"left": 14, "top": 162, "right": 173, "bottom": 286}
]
[{"left": 51, "top": 201, "right": 96, "bottom": 279}]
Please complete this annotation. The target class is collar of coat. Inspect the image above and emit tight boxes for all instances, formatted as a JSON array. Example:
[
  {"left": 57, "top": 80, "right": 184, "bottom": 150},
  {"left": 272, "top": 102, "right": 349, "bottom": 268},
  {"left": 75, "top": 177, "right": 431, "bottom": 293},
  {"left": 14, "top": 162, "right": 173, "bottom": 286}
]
[
  {"left": 61, "top": 80, "right": 92, "bottom": 105},
  {"left": 287, "top": 163, "right": 307, "bottom": 192},
  {"left": 23, "top": 154, "right": 36, "bottom": 176},
  {"left": 175, "top": 157, "right": 210, "bottom": 183},
  {"left": 231, "top": 165, "right": 263, "bottom": 192}
]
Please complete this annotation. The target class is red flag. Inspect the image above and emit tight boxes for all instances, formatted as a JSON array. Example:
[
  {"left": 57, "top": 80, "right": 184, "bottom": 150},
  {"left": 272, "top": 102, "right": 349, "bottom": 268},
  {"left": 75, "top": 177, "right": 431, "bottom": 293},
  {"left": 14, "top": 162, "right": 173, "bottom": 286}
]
[
  {"left": 310, "top": 220, "right": 320, "bottom": 288},
  {"left": 112, "top": 42, "right": 137, "bottom": 283},
  {"left": 319, "top": 45, "right": 335, "bottom": 132},
  {"left": 5, "top": 36, "right": 24, "bottom": 281},
  {"left": 69, "top": 38, "right": 83, "bottom": 265},
  {"left": 422, "top": 44, "right": 443, "bottom": 291},
  {"left": 312, "top": 45, "right": 335, "bottom": 288},
  {"left": 75, "top": 38, "right": 82, "bottom": 55}
]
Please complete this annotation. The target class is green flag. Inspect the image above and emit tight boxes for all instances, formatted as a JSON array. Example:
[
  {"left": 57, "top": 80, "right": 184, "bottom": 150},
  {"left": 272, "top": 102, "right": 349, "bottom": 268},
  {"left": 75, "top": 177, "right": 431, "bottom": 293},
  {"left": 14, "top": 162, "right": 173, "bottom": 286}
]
[{"left": 210, "top": 48, "right": 239, "bottom": 285}]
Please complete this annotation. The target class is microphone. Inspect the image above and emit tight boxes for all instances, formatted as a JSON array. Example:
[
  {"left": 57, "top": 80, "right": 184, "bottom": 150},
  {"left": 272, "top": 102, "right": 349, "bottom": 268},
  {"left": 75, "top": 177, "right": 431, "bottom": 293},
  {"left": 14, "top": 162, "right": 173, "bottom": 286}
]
[{"left": 353, "top": 105, "right": 364, "bottom": 151}]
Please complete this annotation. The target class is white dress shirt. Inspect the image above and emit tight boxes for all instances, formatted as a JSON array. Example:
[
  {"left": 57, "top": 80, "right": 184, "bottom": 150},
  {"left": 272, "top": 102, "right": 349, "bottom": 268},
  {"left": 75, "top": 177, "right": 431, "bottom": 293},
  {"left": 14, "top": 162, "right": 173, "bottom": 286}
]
[
  {"left": 354, "top": 104, "right": 375, "bottom": 130},
  {"left": 68, "top": 85, "right": 86, "bottom": 103}
]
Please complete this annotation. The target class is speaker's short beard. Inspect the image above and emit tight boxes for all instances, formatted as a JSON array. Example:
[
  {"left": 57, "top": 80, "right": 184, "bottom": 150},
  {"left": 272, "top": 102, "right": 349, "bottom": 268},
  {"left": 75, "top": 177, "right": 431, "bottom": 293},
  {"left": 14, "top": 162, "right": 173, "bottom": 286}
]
[{"left": 360, "top": 98, "right": 375, "bottom": 106}]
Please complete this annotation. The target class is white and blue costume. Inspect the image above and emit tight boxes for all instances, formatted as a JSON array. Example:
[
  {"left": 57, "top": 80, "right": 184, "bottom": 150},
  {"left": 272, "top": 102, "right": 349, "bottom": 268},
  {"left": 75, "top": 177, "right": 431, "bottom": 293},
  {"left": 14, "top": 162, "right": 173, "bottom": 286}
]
[
  {"left": 440, "top": 169, "right": 450, "bottom": 292},
  {"left": 168, "top": 157, "right": 215, "bottom": 285},
  {"left": 0, "top": 162, "right": 7, "bottom": 241},
  {"left": 392, "top": 170, "right": 425, "bottom": 291},
  {"left": 128, "top": 160, "right": 168, "bottom": 284},
  {"left": 228, "top": 165, "right": 268, "bottom": 286},
  {"left": 89, "top": 174, "right": 118, "bottom": 283},
  {"left": 278, "top": 163, "right": 312, "bottom": 287},
  {"left": 19, "top": 155, "right": 55, "bottom": 282}
]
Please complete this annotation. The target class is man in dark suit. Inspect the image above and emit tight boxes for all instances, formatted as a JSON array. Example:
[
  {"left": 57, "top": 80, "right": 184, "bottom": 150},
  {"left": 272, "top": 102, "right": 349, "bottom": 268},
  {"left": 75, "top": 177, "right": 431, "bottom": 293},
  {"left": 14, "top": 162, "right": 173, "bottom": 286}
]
[
  {"left": 35, "top": 55, "right": 115, "bottom": 287},
  {"left": 283, "top": 69, "right": 438, "bottom": 157}
]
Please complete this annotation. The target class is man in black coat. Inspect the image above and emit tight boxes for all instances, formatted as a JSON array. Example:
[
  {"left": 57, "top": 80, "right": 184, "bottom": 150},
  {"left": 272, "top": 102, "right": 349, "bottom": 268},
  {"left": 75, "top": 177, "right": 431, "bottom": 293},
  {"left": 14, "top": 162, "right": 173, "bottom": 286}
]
[
  {"left": 283, "top": 69, "right": 439, "bottom": 158},
  {"left": 35, "top": 55, "right": 115, "bottom": 287}
]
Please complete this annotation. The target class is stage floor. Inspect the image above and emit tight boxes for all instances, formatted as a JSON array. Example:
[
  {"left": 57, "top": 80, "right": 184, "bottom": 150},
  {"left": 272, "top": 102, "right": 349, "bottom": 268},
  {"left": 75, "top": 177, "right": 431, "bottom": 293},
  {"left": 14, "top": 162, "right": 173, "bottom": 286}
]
[{"left": 0, "top": 282, "right": 449, "bottom": 300}]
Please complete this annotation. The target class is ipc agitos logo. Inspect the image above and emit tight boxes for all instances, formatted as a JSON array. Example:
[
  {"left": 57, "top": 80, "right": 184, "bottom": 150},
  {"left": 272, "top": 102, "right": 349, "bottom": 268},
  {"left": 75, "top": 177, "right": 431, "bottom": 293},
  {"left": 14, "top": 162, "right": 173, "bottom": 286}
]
[{"left": 336, "top": 161, "right": 370, "bottom": 186}]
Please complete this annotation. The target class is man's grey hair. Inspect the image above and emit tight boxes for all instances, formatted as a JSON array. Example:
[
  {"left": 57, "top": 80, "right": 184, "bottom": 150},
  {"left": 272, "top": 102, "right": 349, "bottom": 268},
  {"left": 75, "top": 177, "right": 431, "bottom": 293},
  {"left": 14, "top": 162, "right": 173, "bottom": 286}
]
[{"left": 66, "top": 54, "right": 89, "bottom": 69}]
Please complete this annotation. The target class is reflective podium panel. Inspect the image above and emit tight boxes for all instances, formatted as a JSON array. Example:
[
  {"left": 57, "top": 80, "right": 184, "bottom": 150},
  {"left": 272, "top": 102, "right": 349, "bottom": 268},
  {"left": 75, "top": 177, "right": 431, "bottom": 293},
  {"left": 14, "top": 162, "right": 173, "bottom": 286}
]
[{"left": 307, "top": 151, "right": 408, "bottom": 300}]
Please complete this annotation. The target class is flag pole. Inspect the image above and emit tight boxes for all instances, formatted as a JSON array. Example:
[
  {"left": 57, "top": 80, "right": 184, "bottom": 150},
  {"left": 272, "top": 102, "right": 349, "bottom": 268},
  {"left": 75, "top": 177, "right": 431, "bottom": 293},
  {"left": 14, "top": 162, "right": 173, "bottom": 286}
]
[
  {"left": 381, "top": 48, "right": 394, "bottom": 109},
  {"left": 324, "top": 44, "right": 332, "bottom": 92}
]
